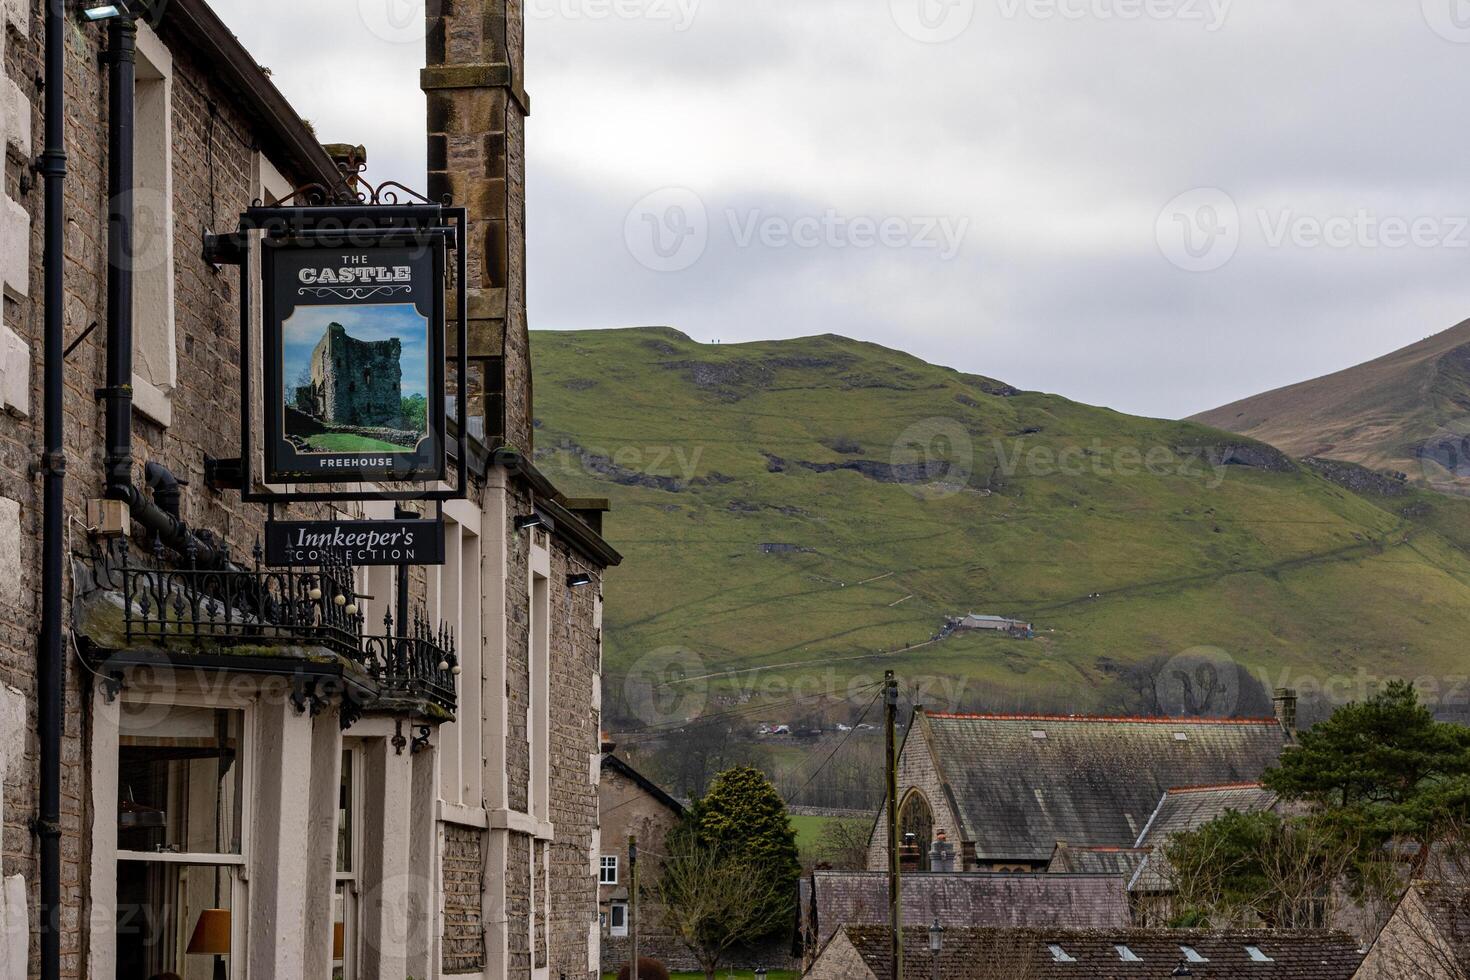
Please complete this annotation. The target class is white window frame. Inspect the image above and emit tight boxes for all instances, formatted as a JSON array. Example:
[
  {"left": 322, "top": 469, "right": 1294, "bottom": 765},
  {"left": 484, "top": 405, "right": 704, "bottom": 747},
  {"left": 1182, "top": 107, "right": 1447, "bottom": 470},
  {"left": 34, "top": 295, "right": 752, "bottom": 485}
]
[
  {"left": 599, "top": 855, "right": 618, "bottom": 885},
  {"left": 335, "top": 744, "right": 363, "bottom": 980},
  {"left": 528, "top": 537, "right": 551, "bottom": 824},
  {"left": 609, "top": 902, "right": 628, "bottom": 938},
  {"left": 130, "top": 23, "right": 176, "bottom": 427},
  {"left": 114, "top": 696, "right": 254, "bottom": 979}
]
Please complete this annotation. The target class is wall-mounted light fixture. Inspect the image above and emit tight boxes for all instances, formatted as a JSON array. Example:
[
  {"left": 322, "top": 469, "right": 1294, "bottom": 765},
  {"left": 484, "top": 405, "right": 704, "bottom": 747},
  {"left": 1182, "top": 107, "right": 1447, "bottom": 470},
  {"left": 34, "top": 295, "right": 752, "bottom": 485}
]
[
  {"left": 567, "top": 573, "right": 593, "bottom": 588},
  {"left": 81, "top": 3, "right": 126, "bottom": 20},
  {"left": 514, "top": 514, "right": 545, "bottom": 532}
]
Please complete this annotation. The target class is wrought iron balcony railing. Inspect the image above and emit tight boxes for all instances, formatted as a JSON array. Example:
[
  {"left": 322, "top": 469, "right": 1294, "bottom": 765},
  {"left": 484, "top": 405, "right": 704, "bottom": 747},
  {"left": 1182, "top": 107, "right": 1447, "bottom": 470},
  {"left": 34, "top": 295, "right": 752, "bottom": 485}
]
[{"left": 84, "top": 538, "right": 458, "bottom": 714}]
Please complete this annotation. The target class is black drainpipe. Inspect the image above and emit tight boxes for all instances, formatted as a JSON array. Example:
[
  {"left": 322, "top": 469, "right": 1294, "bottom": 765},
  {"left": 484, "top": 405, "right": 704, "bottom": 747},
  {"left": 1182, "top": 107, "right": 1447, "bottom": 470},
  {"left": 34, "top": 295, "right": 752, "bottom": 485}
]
[
  {"left": 98, "top": 11, "right": 224, "bottom": 569},
  {"left": 37, "top": 0, "right": 66, "bottom": 976},
  {"left": 102, "top": 13, "right": 135, "bottom": 501}
]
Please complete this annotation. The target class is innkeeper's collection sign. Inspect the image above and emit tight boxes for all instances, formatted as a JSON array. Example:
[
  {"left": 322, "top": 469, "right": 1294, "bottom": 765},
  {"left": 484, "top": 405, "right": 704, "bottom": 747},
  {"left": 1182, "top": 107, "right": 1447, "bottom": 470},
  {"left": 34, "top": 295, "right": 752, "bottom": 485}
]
[
  {"left": 262, "top": 231, "right": 447, "bottom": 484},
  {"left": 264, "top": 517, "right": 447, "bottom": 567}
]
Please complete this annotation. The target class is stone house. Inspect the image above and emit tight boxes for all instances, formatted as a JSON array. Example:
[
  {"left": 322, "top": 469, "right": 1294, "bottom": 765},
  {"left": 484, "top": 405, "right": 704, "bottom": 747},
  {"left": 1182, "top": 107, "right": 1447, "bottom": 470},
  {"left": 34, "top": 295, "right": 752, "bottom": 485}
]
[
  {"left": 867, "top": 707, "right": 1293, "bottom": 873},
  {"left": 805, "top": 925, "right": 1365, "bottom": 980},
  {"left": 596, "top": 750, "right": 687, "bottom": 973},
  {"left": 1351, "top": 881, "right": 1469, "bottom": 980},
  {"left": 0, "top": 1, "right": 617, "bottom": 978}
]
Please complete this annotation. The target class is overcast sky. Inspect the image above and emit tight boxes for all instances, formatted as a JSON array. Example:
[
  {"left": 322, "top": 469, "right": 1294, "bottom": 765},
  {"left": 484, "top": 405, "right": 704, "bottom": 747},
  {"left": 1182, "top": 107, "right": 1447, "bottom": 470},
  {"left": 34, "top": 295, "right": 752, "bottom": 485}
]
[{"left": 212, "top": 1, "right": 1470, "bottom": 419}]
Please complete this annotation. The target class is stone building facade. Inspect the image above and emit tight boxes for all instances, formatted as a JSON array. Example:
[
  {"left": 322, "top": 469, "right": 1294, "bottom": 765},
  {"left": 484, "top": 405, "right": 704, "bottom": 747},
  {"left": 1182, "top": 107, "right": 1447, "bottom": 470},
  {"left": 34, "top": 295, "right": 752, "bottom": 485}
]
[
  {"left": 0, "top": 1, "right": 616, "bottom": 978},
  {"left": 597, "top": 751, "right": 688, "bottom": 973}
]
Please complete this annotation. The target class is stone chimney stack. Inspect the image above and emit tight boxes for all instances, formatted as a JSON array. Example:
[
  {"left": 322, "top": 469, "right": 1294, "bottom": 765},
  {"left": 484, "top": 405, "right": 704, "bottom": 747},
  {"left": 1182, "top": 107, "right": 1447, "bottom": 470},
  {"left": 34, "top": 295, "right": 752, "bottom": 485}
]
[
  {"left": 1273, "top": 688, "right": 1298, "bottom": 737},
  {"left": 929, "top": 829, "right": 956, "bottom": 873},
  {"left": 422, "top": 1, "right": 533, "bottom": 452}
]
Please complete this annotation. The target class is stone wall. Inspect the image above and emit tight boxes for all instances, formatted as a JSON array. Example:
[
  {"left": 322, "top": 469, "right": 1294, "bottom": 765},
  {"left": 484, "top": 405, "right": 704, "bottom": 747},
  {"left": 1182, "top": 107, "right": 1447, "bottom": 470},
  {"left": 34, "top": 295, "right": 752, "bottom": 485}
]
[
  {"left": 0, "top": 11, "right": 369, "bottom": 976},
  {"left": 309, "top": 322, "right": 403, "bottom": 429},
  {"left": 441, "top": 824, "right": 485, "bottom": 973},
  {"left": 547, "top": 541, "right": 603, "bottom": 978}
]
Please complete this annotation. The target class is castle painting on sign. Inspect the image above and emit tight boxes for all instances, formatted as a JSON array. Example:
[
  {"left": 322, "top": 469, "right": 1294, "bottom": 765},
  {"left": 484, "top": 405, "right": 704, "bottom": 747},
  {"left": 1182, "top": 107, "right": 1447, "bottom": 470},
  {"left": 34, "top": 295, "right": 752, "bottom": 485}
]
[
  {"left": 262, "top": 235, "right": 447, "bottom": 484},
  {"left": 283, "top": 308, "right": 429, "bottom": 456}
]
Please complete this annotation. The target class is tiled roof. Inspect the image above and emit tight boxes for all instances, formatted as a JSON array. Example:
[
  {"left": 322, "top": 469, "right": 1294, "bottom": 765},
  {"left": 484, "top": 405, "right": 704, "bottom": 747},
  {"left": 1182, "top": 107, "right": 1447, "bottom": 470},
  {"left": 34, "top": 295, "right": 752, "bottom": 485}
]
[
  {"left": 803, "top": 870, "right": 1129, "bottom": 951},
  {"left": 1130, "top": 783, "right": 1280, "bottom": 892},
  {"left": 1047, "top": 843, "right": 1152, "bottom": 878},
  {"left": 836, "top": 926, "right": 1364, "bottom": 979},
  {"left": 920, "top": 711, "right": 1289, "bottom": 862}
]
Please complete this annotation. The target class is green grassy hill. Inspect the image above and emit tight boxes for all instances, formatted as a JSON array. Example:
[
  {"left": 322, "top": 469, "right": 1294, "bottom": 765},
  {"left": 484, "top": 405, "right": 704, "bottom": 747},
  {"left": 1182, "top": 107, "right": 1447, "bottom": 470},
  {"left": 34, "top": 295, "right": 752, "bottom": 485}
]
[{"left": 531, "top": 327, "right": 1470, "bottom": 730}]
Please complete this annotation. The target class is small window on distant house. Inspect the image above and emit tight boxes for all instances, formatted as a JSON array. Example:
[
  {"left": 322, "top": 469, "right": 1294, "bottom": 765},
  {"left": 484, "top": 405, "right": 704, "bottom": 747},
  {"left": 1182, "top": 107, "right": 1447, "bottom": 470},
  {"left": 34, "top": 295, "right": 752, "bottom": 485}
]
[
  {"left": 600, "top": 855, "right": 618, "bottom": 885},
  {"left": 1047, "top": 945, "right": 1076, "bottom": 963},
  {"left": 609, "top": 902, "right": 628, "bottom": 937},
  {"left": 1173, "top": 732, "right": 1189, "bottom": 741},
  {"left": 1245, "top": 945, "right": 1273, "bottom": 962},
  {"left": 1115, "top": 945, "right": 1142, "bottom": 962},
  {"left": 1181, "top": 945, "right": 1208, "bottom": 963},
  {"left": 1031, "top": 730, "right": 1047, "bottom": 739}
]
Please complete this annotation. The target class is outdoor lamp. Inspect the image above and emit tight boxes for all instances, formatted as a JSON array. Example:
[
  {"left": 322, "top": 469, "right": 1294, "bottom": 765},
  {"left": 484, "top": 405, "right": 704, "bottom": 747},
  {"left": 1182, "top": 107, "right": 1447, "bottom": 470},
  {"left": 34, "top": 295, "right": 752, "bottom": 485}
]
[
  {"left": 929, "top": 918, "right": 944, "bottom": 953},
  {"left": 80, "top": 3, "right": 125, "bottom": 20},
  {"left": 186, "top": 908, "right": 231, "bottom": 980},
  {"left": 514, "top": 514, "right": 545, "bottom": 532},
  {"left": 754, "top": 969, "right": 767, "bottom": 980},
  {"left": 1172, "top": 963, "right": 1193, "bottom": 977},
  {"left": 567, "top": 572, "right": 593, "bottom": 588}
]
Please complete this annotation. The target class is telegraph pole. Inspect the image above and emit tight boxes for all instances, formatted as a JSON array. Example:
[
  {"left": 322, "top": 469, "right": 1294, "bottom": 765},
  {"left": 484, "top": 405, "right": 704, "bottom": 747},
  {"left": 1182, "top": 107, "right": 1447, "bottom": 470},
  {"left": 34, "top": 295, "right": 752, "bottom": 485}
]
[
  {"left": 629, "top": 835, "right": 639, "bottom": 980},
  {"left": 884, "top": 670, "right": 902, "bottom": 980}
]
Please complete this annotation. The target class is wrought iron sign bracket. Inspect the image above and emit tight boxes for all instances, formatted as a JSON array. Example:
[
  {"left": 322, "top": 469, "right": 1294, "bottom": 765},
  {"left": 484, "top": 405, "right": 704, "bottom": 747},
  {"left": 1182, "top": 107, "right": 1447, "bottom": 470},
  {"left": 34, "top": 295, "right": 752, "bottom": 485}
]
[{"left": 211, "top": 186, "right": 469, "bottom": 506}]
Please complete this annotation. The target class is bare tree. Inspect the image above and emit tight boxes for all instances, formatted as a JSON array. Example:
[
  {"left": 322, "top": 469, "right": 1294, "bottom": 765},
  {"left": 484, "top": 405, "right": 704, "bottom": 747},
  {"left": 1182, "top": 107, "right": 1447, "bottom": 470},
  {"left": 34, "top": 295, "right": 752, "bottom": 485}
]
[
  {"left": 655, "top": 841, "right": 792, "bottom": 980},
  {"left": 808, "top": 817, "right": 872, "bottom": 871}
]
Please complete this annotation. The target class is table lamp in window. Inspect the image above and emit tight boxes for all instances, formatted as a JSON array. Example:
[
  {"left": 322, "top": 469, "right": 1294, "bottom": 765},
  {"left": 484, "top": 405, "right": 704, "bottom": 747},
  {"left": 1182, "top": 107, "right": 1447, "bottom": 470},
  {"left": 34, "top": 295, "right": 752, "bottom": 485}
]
[{"left": 186, "top": 908, "right": 230, "bottom": 980}]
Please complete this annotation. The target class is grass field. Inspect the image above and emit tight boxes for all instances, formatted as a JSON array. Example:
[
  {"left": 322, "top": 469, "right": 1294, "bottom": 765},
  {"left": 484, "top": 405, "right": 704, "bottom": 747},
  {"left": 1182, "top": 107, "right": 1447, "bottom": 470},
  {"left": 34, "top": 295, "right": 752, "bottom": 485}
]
[
  {"left": 533, "top": 327, "right": 1470, "bottom": 732},
  {"left": 301, "top": 432, "right": 404, "bottom": 453}
]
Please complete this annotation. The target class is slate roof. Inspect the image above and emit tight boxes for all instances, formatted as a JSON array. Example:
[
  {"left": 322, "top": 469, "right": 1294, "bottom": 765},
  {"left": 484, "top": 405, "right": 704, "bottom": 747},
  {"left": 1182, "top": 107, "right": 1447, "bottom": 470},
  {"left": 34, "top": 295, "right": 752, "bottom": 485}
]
[
  {"left": 1047, "top": 844, "right": 1152, "bottom": 878},
  {"left": 802, "top": 870, "right": 1129, "bottom": 951},
  {"left": 918, "top": 711, "right": 1290, "bottom": 862},
  {"left": 832, "top": 926, "right": 1364, "bottom": 979},
  {"left": 1130, "top": 783, "right": 1280, "bottom": 892}
]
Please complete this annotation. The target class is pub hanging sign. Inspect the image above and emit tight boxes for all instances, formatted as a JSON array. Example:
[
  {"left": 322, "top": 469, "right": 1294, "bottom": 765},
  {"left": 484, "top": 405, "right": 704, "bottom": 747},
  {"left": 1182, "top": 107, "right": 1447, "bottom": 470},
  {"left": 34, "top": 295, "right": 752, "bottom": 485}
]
[
  {"left": 264, "top": 517, "right": 446, "bottom": 567},
  {"left": 262, "top": 231, "right": 447, "bottom": 484}
]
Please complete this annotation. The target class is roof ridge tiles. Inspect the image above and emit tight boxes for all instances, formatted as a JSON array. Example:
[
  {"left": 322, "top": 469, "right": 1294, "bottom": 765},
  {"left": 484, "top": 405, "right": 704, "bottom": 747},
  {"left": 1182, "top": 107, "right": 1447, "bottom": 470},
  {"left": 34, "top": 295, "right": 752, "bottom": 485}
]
[
  {"left": 1165, "top": 781, "right": 1269, "bottom": 794},
  {"left": 923, "top": 710, "right": 1282, "bottom": 725}
]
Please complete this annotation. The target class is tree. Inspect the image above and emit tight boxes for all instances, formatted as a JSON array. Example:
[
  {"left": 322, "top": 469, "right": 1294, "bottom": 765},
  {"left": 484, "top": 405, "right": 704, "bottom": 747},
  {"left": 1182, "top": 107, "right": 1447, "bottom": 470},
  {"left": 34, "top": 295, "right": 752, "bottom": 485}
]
[
  {"left": 655, "top": 766, "right": 801, "bottom": 979},
  {"left": 655, "top": 836, "right": 791, "bottom": 980},
  {"left": 1163, "top": 810, "right": 1359, "bottom": 928},
  {"left": 809, "top": 817, "right": 872, "bottom": 871},
  {"left": 691, "top": 766, "right": 801, "bottom": 906},
  {"left": 1263, "top": 681, "right": 1470, "bottom": 878}
]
